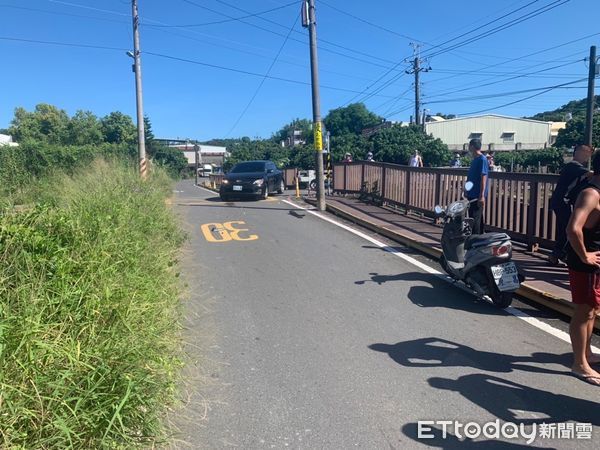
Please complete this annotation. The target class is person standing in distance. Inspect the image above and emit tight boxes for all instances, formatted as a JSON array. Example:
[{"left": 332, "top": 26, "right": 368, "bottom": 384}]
[
  {"left": 565, "top": 150, "right": 600, "bottom": 386},
  {"left": 409, "top": 151, "right": 423, "bottom": 167},
  {"left": 549, "top": 144, "right": 593, "bottom": 266},
  {"left": 466, "top": 139, "right": 489, "bottom": 234}
]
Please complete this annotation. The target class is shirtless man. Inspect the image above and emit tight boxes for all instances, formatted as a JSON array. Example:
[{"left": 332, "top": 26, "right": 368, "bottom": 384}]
[{"left": 566, "top": 150, "right": 600, "bottom": 386}]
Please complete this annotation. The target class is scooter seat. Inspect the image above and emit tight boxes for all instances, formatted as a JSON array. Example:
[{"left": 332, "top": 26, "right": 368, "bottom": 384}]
[{"left": 465, "top": 232, "right": 510, "bottom": 250}]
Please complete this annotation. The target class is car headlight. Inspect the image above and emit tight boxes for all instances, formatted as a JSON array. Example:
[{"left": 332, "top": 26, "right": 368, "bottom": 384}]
[
  {"left": 253, "top": 179, "right": 264, "bottom": 186},
  {"left": 222, "top": 179, "right": 229, "bottom": 184}
]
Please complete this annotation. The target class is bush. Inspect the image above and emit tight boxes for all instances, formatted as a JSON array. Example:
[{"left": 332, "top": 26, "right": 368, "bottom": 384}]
[
  {"left": 493, "top": 148, "right": 564, "bottom": 173},
  {"left": 0, "top": 160, "right": 184, "bottom": 448}
]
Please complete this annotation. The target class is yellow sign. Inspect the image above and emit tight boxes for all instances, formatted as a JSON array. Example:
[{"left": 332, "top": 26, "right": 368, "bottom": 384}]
[
  {"left": 314, "top": 121, "right": 323, "bottom": 152},
  {"left": 200, "top": 221, "right": 258, "bottom": 243}
]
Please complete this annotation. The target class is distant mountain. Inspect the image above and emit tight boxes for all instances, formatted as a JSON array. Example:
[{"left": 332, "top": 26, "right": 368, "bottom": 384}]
[{"left": 526, "top": 95, "right": 600, "bottom": 122}]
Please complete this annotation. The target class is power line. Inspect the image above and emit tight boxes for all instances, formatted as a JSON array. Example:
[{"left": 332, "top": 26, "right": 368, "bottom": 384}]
[
  {"left": 181, "top": 0, "right": 404, "bottom": 70},
  {"left": 421, "top": 0, "right": 542, "bottom": 57},
  {"left": 424, "top": 78, "right": 588, "bottom": 105},
  {"left": 318, "top": 0, "right": 423, "bottom": 43},
  {"left": 421, "top": 31, "right": 600, "bottom": 87},
  {"left": 143, "top": 51, "right": 398, "bottom": 98},
  {"left": 226, "top": 14, "right": 299, "bottom": 136},
  {"left": 425, "top": 59, "right": 584, "bottom": 100},
  {"left": 0, "top": 4, "right": 128, "bottom": 24},
  {"left": 0, "top": 33, "right": 398, "bottom": 99},
  {"left": 333, "top": 1, "right": 561, "bottom": 113},
  {"left": 47, "top": 0, "right": 130, "bottom": 17},
  {"left": 456, "top": 83, "right": 587, "bottom": 116},
  {"left": 0, "top": 35, "right": 127, "bottom": 51},
  {"left": 422, "top": 0, "right": 570, "bottom": 59},
  {"left": 144, "top": 1, "right": 297, "bottom": 28}
]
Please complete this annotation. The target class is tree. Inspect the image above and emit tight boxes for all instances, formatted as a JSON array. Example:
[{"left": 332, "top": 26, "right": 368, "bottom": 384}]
[
  {"left": 9, "top": 104, "right": 70, "bottom": 144},
  {"left": 100, "top": 112, "right": 137, "bottom": 145},
  {"left": 67, "top": 110, "right": 103, "bottom": 145},
  {"left": 271, "top": 118, "right": 312, "bottom": 146},
  {"left": 329, "top": 134, "right": 370, "bottom": 162},
  {"left": 554, "top": 113, "right": 600, "bottom": 149},
  {"left": 323, "top": 103, "right": 382, "bottom": 136},
  {"left": 370, "top": 124, "right": 451, "bottom": 167}
]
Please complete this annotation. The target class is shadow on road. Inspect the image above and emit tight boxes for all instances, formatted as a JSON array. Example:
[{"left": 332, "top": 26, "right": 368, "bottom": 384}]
[
  {"left": 427, "top": 373, "right": 600, "bottom": 426},
  {"left": 355, "top": 271, "right": 506, "bottom": 315},
  {"left": 369, "top": 337, "right": 569, "bottom": 375},
  {"left": 376, "top": 339, "right": 598, "bottom": 446}
]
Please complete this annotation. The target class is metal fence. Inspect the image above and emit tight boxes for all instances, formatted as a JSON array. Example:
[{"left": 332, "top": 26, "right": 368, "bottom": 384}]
[{"left": 333, "top": 161, "right": 561, "bottom": 250}]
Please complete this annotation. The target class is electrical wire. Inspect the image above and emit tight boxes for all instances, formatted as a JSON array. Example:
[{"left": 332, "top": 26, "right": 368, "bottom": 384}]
[
  {"left": 145, "top": 1, "right": 297, "bottom": 28},
  {"left": 421, "top": 0, "right": 542, "bottom": 57},
  {"left": 142, "top": 51, "right": 398, "bottom": 98},
  {"left": 425, "top": 59, "right": 584, "bottom": 100},
  {"left": 181, "top": 0, "right": 404, "bottom": 70},
  {"left": 225, "top": 14, "right": 299, "bottom": 136},
  {"left": 423, "top": 78, "right": 588, "bottom": 105},
  {"left": 0, "top": 35, "right": 127, "bottom": 51},
  {"left": 422, "top": 0, "right": 570, "bottom": 59},
  {"left": 456, "top": 83, "right": 587, "bottom": 116}
]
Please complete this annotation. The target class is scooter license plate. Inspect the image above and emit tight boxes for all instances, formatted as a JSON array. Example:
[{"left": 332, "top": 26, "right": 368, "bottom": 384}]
[{"left": 491, "top": 262, "right": 520, "bottom": 292}]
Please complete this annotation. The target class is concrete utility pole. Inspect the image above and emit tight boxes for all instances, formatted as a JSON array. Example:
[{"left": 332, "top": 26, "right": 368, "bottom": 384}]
[
  {"left": 131, "top": 0, "right": 147, "bottom": 179},
  {"left": 584, "top": 45, "right": 597, "bottom": 147},
  {"left": 405, "top": 44, "right": 430, "bottom": 128},
  {"left": 304, "top": 0, "right": 325, "bottom": 211}
]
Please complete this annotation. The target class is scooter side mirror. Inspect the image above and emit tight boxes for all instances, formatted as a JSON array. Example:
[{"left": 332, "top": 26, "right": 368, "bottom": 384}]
[
  {"left": 464, "top": 181, "right": 474, "bottom": 192},
  {"left": 434, "top": 205, "right": 444, "bottom": 215}
]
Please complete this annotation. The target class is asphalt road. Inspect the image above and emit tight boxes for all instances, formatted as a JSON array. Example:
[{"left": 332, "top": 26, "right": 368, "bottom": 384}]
[{"left": 172, "top": 180, "right": 599, "bottom": 449}]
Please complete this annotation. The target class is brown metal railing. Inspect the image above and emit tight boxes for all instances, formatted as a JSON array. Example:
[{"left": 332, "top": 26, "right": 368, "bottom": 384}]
[{"left": 333, "top": 161, "right": 560, "bottom": 250}]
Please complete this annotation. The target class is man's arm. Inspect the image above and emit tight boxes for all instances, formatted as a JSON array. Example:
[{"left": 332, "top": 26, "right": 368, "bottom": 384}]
[
  {"left": 567, "top": 189, "right": 600, "bottom": 267},
  {"left": 479, "top": 173, "right": 487, "bottom": 205}
]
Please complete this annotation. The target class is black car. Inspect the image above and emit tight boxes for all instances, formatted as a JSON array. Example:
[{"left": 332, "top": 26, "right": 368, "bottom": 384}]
[{"left": 219, "top": 160, "right": 285, "bottom": 201}]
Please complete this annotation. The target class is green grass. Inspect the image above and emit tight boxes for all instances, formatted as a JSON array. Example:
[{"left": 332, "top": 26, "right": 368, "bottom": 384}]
[{"left": 0, "top": 159, "right": 185, "bottom": 448}]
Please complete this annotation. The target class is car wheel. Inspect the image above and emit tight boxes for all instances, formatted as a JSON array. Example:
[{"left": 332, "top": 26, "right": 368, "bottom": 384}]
[
  {"left": 219, "top": 194, "right": 229, "bottom": 202},
  {"left": 309, "top": 179, "right": 317, "bottom": 191},
  {"left": 277, "top": 179, "right": 285, "bottom": 194},
  {"left": 262, "top": 184, "right": 269, "bottom": 200}
]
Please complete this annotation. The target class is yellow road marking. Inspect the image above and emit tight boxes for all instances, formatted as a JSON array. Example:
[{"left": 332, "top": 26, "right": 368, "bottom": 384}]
[{"left": 200, "top": 221, "right": 259, "bottom": 243}]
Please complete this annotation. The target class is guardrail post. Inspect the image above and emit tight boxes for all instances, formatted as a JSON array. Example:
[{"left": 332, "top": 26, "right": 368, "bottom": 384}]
[
  {"left": 405, "top": 170, "right": 411, "bottom": 215},
  {"left": 434, "top": 172, "right": 441, "bottom": 206},
  {"left": 381, "top": 164, "right": 387, "bottom": 201},
  {"left": 343, "top": 164, "right": 348, "bottom": 192},
  {"left": 361, "top": 163, "right": 365, "bottom": 189},
  {"left": 527, "top": 181, "right": 539, "bottom": 252}
]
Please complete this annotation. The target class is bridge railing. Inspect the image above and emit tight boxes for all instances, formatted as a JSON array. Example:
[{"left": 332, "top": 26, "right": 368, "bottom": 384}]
[{"left": 333, "top": 161, "right": 560, "bottom": 250}]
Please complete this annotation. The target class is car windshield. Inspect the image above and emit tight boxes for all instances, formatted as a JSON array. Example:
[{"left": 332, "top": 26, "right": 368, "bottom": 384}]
[{"left": 230, "top": 162, "right": 266, "bottom": 173}]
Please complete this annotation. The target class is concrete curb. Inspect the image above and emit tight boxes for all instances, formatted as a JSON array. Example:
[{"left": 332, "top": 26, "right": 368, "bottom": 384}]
[{"left": 303, "top": 197, "right": 598, "bottom": 330}]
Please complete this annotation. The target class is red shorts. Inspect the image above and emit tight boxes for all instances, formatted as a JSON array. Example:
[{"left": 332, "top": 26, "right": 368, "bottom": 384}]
[{"left": 569, "top": 270, "right": 600, "bottom": 308}]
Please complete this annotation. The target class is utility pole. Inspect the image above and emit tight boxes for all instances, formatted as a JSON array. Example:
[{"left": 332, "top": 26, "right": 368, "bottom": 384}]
[
  {"left": 405, "top": 44, "right": 430, "bottom": 128},
  {"left": 303, "top": 0, "right": 325, "bottom": 211},
  {"left": 131, "top": 0, "right": 147, "bottom": 179},
  {"left": 584, "top": 45, "right": 597, "bottom": 147}
]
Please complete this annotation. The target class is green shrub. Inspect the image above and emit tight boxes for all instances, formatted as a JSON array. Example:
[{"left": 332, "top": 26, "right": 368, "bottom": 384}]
[{"left": 0, "top": 160, "right": 184, "bottom": 448}]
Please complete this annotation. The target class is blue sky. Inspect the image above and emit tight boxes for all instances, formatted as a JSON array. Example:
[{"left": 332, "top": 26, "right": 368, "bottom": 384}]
[{"left": 1, "top": 0, "right": 598, "bottom": 141}]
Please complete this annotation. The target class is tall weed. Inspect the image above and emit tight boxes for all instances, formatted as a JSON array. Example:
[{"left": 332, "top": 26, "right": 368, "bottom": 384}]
[{"left": 0, "top": 160, "right": 184, "bottom": 448}]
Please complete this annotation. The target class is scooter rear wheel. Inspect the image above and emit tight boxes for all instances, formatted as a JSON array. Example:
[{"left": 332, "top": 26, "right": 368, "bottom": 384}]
[{"left": 491, "top": 288, "right": 513, "bottom": 309}]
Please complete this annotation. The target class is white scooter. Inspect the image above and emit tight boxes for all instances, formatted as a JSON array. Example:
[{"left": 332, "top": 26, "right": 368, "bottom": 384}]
[{"left": 434, "top": 182, "right": 523, "bottom": 308}]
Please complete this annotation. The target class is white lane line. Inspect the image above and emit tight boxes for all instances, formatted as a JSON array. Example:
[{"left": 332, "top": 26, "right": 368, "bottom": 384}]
[{"left": 282, "top": 199, "right": 599, "bottom": 352}]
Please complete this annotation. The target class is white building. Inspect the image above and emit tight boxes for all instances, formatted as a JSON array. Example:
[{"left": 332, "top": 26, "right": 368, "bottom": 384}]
[
  {"left": 0, "top": 134, "right": 18, "bottom": 147},
  {"left": 424, "top": 114, "right": 552, "bottom": 151}
]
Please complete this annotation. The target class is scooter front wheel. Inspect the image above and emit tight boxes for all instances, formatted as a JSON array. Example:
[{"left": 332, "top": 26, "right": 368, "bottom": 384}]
[{"left": 490, "top": 288, "right": 513, "bottom": 309}]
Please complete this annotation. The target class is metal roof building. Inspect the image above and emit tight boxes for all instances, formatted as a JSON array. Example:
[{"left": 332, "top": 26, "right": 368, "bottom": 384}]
[{"left": 424, "top": 114, "right": 552, "bottom": 151}]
